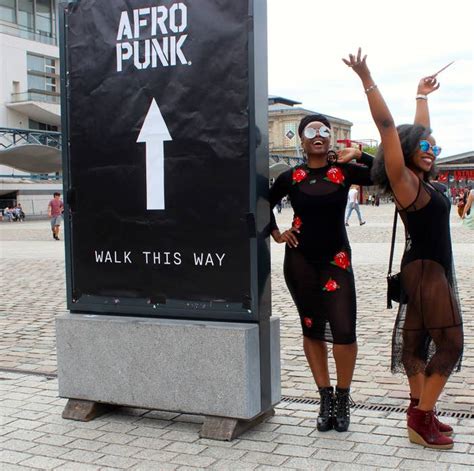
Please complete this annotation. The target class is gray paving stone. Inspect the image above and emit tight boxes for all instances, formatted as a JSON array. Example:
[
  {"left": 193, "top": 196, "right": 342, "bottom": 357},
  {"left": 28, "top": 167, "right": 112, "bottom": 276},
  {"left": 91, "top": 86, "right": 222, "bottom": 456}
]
[
  {"left": 201, "top": 447, "right": 246, "bottom": 461},
  {"left": 159, "top": 430, "right": 199, "bottom": 443},
  {"left": 171, "top": 453, "right": 217, "bottom": 468},
  {"left": 241, "top": 451, "right": 288, "bottom": 466},
  {"left": 59, "top": 449, "right": 105, "bottom": 464},
  {"left": 438, "top": 452, "right": 474, "bottom": 466},
  {"left": 209, "top": 460, "right": 258, "bottom": 470},
  {"left": 132, "top": 461, "right": 178, "bottom": 471},
  {"left": 35, "top": 433, "right": 77, "bottom": 446},
  {"left": 93, "top": 455, "right": 139, "bottom": 469},
  {"left": 0, "top": 450, "right": 33, "bottom": 465},
  {"left": 131, "top": 449, "right": 179, "bottom": 463},
  {"left": 273, "top": 434, "right": 315, "bottom": 447},
  {"left": 98, "top": 443, "right": 143, "bottom": 458},
  {"left": 274, "top": 425, "right": 313, "bottom": 436},
  {"left": 283, "top": 457, "right": 331, "bottom": 470},
  {"left": 19, "top": 455, "right": 66, "bottom": 469},
  {"left": 356, "top": 453, "right": 402, "bottom": 468},
  {"left": 163, "top": 441, "right": 207, "bottom": 455},
  {"left": 315, "top": 448, "right": 359, "bottom": 463},
  {"left": 64, "top": 438, "right": 107, "bottom": 452},
  {"left": 233, "top": 440, "right": 278, "bottom": 453},
  {"left": 398, "top": 459, "right": 449, "bottom": 470},
  {"left": 353, "top": 442, "right": 398, "bottom": 456},
  {"left": 273, "top": 444, "right": 314, "bottom": 458},
  {"left": 2, "top": 438, "right": 36, "bottom": 452}
]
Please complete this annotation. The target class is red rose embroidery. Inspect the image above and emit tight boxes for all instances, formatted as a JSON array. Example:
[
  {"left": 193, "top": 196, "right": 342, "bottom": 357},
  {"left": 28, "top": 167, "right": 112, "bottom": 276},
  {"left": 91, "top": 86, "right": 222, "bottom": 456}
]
[
  {"left": 331, "top": 251, "right": 351, "bottom": 270},
  {"left": 292, "top": 216, "right": 302, "bottom": 230},
  {"left": 292, "top": 168, "right": 307, "bottom": 184},
  {"left": 323, "top": 278, "right": 340, "bottom": 292},
  {"left": 303, "top": 317, "right": 313, "bottom": 328},
  {"left": 325, "top": 167, "right": 345, "bottom": 185}
]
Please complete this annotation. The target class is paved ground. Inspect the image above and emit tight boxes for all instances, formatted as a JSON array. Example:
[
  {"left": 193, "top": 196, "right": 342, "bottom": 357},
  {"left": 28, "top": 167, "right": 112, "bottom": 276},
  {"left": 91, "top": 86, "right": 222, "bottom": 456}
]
[{"left": 1, "top": 204, "right": 473, "bottom": 470}]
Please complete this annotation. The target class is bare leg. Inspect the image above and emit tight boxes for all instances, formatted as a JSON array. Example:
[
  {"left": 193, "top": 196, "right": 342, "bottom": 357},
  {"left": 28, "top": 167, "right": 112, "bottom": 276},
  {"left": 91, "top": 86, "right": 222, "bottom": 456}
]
[
  {"left": 408, "top": 373, "right": 424, "bottom": 399},
  {"left": 303, "top": 337, "right": 330, "bottom": 387},
  {"left": 333, "top": 342, "right": 357, "bottom": 389},
  {"left": 418, "top": 374, "right": 449, "bottom": 411}
]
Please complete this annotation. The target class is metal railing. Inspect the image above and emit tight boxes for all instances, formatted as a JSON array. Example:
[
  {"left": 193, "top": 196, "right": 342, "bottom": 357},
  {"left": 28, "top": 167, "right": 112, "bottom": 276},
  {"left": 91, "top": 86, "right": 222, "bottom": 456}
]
[
  {"left": 0, "top": 21, "right": 57, "bottom": 45},
  {"left": 10, "top": 91, "right": 60, "bottom": 105},
  {"left": 270, "top": 154, "right": 304, "bottom": 167},
  {"left": 0, "top": 127, "right": 62, "bottom": 150}
]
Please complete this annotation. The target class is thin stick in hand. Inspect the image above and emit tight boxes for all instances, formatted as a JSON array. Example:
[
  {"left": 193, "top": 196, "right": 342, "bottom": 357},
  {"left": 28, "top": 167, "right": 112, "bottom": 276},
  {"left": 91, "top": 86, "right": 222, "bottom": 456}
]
[{"left": 431, "top": 61, "right": 454, "bottom": 78}]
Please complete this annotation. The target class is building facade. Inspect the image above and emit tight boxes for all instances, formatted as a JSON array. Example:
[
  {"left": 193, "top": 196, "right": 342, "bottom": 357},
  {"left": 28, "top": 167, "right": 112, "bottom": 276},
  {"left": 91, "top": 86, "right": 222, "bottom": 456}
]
[
  {"left": 269, "top": 95, "right": 353, "bottom": 158},
  {"left": 0, "top": 0, "right": 61, "bottom": 215}
]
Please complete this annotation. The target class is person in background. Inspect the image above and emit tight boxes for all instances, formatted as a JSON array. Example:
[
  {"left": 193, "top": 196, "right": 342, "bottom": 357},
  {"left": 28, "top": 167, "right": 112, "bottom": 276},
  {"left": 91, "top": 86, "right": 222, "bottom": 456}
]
[
  {"left": 345, "top": 185, "right": 366, "bottom": 226},
  {"left": 48, "top": 192, "right": 64, "bottom": 240},
  {"left": 461, "top": 187, "right": 474, "bottom": 229},
  {"left": 345, "top": 48, "right": 463, "bottom": 450}
]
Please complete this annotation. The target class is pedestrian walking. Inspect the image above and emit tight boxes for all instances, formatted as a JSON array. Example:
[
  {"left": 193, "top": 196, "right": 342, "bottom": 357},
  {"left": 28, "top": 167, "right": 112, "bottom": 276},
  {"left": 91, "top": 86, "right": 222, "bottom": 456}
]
[
  {"left": 461, "top": 188, "right": 474, "bottom": 229},
  {"left": 48, "top": 192, "right": 64, "bottom": 240},
  {"left": 269, "top": 113, "right": 374, "bottom": 432},
  {"left": 345, "top": 48, "right": 463, "bottom": 449},
  {"left": 345, "top": 185, "right": 366, "bottom": 226}
]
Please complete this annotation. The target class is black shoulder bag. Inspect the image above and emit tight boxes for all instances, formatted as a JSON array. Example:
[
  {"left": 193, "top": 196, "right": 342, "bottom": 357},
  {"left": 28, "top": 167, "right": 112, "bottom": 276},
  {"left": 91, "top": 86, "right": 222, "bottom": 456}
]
[{"left": 386, "top": 208, "right": 406, "bottom": 309}]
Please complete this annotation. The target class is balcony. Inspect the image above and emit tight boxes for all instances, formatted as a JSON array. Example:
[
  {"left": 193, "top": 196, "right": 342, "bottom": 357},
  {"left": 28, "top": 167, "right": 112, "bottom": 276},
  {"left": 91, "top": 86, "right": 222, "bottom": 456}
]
[
  {"left": 0, "top": 127, "right": 62, "bottom": 173},
  {"left": 7, "top": 91, "right": 61, "bottom": 126},
  {"left": 0, "top": 21, "right": 57, "bottom": 45}
]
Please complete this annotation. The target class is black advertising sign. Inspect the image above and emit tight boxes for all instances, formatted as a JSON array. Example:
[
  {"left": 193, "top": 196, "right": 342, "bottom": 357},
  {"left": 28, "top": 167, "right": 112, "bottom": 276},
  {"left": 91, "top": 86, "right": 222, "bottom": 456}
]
[{"left": 60, "top": 0, "right": 270, "bottom": 321}]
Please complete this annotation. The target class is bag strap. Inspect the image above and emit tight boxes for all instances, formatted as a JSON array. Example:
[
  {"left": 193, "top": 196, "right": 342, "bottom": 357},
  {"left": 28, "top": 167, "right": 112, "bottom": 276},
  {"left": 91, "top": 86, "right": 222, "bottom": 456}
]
[{"left": 388, "top": 207, "right": 398, "bottom": 276}]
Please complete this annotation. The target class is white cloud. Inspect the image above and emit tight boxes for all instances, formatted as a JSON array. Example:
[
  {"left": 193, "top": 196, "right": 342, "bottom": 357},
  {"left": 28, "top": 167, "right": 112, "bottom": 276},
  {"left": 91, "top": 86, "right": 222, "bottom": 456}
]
[{"left": 268, "top": 0, "right": 474, "bottom": 156}]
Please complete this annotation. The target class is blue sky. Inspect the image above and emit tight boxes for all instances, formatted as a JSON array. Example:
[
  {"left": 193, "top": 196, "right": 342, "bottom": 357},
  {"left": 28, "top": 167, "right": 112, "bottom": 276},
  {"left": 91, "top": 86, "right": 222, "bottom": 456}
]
[{"left": 268, "top": 0, "right": 474, "bottom": 157}]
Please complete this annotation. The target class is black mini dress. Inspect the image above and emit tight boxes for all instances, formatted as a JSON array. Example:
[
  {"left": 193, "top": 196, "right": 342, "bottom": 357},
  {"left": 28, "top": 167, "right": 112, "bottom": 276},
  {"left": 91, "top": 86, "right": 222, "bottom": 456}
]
[
  {"left": 391, "top": 180, "right": 463, "bottom": 377},
  {"left": 269, "top": 156, "right": 373, "bottom": 344}
]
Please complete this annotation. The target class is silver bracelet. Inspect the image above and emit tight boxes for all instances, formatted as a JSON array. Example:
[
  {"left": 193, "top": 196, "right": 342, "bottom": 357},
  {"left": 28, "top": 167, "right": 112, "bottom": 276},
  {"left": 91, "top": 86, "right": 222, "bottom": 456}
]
[
  {"left": 416, "top": 94, "right": 428, "bottom": 100},
  {"left": 364, "top": 84, "right": 378, "bottom": 94}
]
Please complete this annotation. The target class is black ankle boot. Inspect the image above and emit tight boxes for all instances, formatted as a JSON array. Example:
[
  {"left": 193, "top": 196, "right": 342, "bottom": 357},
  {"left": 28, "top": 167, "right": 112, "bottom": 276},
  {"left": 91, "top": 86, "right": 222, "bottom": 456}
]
[
  {"left": 317, "top": 386, "right": 334, "bottom": 432},
  {"left": 334, "top": 387, "right": 354, "bottom": 432}
]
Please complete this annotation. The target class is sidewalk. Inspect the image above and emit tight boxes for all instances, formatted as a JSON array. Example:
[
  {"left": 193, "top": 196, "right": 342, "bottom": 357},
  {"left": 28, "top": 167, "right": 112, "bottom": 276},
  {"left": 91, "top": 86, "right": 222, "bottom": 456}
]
[{"left": 1, "top": 205, "right": 473, "bottom": 470}]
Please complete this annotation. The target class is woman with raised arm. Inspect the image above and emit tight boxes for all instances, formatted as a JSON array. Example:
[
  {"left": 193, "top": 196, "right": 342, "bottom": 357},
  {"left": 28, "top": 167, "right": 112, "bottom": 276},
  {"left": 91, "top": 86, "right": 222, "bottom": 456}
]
[
  {"left": 269, "top": 114, "right": 374, "bottom": 433},
  {"left": 344, "top": 49, "right": 463, "bottom": 449}
]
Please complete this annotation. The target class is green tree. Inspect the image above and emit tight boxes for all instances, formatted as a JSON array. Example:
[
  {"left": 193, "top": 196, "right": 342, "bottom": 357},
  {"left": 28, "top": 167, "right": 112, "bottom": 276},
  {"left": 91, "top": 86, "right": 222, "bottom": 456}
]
[{"left": 362, "top": 145, "right": 378, "bottom": 156}]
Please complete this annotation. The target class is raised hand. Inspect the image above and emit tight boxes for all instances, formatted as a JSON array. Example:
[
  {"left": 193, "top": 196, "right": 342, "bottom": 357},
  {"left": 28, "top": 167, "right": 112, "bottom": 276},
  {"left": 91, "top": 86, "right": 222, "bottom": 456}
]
[
  {"left": 336, "top": 147, "right": 361, "bottom": 164},
  {"left": 417, "top": 76, "right": 440, "bottom": 96},
  {"left": 342, "top": 48, "right": 370, "bottom": 79}
]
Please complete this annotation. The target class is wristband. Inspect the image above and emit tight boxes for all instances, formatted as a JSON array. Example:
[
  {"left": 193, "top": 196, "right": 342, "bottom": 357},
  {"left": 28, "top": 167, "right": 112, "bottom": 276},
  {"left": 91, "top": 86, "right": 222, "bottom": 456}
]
[
  {"left": 416, "top": 94, "right": 428, "bottom": 100},
  {"left": 364, "top": 84, "right": 377, "bottom": 94}
]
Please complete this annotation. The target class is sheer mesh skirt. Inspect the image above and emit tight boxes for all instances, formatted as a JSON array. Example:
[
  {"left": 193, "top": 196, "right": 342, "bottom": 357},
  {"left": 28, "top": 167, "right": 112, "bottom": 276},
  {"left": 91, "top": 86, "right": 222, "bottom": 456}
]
[
  {"left": 284, "top": 246, "right": 357, "bottom": 344},
  {"left": 391, "top": 259, "right": 463, "bottom": 377}
]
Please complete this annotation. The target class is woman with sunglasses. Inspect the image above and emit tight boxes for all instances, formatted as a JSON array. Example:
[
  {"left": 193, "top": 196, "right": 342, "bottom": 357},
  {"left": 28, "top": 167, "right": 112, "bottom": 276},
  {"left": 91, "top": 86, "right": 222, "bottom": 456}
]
[
  {"left": 269, "top": 114, "right": 374, "bottom": 432},
  {"left": 344, "top": 49, "right": 463, "bottom": 449}
]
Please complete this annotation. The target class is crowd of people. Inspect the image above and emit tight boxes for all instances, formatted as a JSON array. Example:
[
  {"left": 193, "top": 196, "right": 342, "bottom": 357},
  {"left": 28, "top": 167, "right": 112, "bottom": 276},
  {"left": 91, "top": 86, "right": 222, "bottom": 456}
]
[
  {"left": 1, "top": 204, "right": 25, "bottom": 222},
  {"left": 269, "top": 48, "right": 466, "bottom": 451}
]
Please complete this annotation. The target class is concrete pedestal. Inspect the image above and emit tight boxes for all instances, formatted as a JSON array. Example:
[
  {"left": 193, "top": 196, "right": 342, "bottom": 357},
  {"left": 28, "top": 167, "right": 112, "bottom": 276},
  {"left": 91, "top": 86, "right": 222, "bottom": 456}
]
[{"left": 56, "top": 314, "right": 280, "bottom": 421}]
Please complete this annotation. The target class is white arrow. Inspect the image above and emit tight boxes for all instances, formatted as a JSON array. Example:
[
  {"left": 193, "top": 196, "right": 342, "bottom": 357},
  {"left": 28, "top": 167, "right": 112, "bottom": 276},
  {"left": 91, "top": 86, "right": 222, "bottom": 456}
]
[{"left": 137, "top": 98, "right": 172, "bottom": 210}]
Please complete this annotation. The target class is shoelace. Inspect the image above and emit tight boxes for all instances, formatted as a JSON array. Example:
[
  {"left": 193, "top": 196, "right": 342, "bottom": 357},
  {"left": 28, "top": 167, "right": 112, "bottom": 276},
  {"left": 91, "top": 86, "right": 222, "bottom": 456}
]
[
  {"left": 320, "top": 393, "right": 333, "bottom": 416},
  {"left": 335, "top": 392, "right": 355, "bottom": 417}
]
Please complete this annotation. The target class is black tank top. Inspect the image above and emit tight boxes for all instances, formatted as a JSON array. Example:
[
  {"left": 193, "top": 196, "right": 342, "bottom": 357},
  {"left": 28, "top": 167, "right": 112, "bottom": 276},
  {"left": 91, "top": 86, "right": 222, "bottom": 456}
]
[{"left": 399, "top": 180, "right": 452, "bottom": 273}]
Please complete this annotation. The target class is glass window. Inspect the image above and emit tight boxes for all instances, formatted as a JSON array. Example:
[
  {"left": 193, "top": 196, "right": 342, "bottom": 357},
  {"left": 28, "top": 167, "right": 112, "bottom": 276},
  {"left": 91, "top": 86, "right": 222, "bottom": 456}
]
[
  {"left": 36, "top": 0, "right": 52, "bottom": 36},
  {"left": 27, "top": 54, "right": 45, "bottom": 72},
  {"left": 18, "top": 0, "right": 34, "bottom": 30},
  {"left": 0, "top": 0, "right": 16, "bottom": 23},
  {"left": 27, "top": 53, "right": 56, "bottom": 74},
  {"left": 28, "top": 74, "right": 46, "bottom": 90}
]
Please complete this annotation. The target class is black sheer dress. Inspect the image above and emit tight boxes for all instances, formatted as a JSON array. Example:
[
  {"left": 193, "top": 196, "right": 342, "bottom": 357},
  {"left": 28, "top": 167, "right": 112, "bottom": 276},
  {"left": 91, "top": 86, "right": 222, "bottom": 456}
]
[
  {"left": 269, "top": 155, "right": 373, "bottom": 344},
  {"left": 392, "top": 180, "right": 463, "bottom": 377}
]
